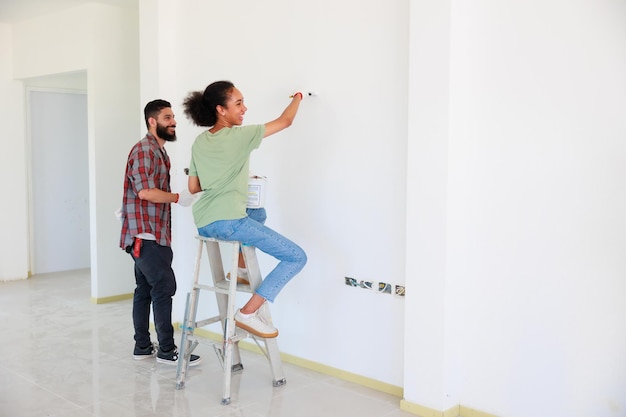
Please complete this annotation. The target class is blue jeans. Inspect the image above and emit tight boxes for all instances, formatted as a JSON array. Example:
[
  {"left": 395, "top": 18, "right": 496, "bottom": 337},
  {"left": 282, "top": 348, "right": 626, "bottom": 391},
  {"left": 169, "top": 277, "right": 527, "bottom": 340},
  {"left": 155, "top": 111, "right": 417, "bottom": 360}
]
[
  {"left": 129, "top": 240, "right": 177, "bottom": 351},
  {"left": 197, "top": 208, "right": 307, "bottom": 302}
]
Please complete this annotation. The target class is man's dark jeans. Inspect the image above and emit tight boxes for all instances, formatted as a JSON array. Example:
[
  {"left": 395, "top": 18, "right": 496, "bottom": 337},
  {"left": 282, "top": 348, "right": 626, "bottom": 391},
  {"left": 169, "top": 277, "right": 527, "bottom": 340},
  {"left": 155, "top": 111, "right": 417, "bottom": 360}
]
[{"left": 130, "top": 240, "right": 177, "bottom": 352}]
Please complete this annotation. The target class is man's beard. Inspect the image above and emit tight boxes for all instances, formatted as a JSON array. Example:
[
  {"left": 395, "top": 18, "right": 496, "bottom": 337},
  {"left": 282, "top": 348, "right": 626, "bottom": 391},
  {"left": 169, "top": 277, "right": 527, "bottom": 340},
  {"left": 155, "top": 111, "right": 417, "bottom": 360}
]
[{"left": 156, "top": 123, "right": 177, "bottom": 142}]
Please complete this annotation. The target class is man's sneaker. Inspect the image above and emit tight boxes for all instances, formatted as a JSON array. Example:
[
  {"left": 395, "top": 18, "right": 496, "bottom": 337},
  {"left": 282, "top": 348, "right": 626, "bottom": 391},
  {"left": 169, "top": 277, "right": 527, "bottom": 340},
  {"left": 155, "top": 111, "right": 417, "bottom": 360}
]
[
  {"left": 235, "top": 309, "right": 279, "bottom": 338},
  {"left": 156, "top": 347, "right": 202, "bottom": 366},
  {"left": 133, "top": 342, "right": 157, "bottom": 360}
]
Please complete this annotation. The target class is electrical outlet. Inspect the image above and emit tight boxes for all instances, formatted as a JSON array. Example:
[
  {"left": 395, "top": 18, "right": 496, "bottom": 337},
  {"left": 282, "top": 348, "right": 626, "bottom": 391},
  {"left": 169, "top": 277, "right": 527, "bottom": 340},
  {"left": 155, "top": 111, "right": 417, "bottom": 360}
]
[
  {"left": 346, "top": 276, "right": 405, "bottom": 297},
  {"left": 345, "top": 276, "right": 358, "bottom": 287},
  {"left": 378, "top": 282, "right": 392, "bottom": 294}
]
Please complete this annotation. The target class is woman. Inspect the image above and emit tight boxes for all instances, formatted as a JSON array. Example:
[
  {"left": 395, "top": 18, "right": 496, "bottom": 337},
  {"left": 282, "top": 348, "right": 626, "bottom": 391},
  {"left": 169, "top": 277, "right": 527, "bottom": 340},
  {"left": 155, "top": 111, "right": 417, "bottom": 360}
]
[{"left": 184, "top": 81, "right": 307, "bottom": 338}]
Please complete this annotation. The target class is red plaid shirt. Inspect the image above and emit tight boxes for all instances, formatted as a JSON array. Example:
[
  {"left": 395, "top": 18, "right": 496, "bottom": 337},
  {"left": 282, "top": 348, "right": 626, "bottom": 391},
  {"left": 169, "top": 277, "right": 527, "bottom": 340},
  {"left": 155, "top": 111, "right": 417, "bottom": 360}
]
[{"left": 119, "top": 134, "right": 172, "bottom": 249}]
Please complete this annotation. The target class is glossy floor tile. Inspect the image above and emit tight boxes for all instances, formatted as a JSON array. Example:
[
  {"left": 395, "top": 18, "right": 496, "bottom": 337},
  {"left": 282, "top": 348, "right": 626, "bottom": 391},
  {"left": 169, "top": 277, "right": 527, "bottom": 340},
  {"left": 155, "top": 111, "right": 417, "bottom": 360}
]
[{"left": 0, "top": 270, "right": 415, "bottom": 417}]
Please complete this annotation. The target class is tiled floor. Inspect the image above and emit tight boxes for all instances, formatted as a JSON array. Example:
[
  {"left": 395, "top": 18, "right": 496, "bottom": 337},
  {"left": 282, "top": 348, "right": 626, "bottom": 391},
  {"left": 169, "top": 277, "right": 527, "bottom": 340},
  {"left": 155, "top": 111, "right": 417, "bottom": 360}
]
[{"left": 0, "top": 269, "right": 415, "bottom": 417}]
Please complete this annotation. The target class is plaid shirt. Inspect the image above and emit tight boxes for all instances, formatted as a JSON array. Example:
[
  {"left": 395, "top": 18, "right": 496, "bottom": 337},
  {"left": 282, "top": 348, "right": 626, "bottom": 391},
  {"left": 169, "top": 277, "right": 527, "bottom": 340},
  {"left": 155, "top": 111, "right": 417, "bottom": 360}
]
[{"left": 119, "top": 134, "right": 172, "bottom": 249}]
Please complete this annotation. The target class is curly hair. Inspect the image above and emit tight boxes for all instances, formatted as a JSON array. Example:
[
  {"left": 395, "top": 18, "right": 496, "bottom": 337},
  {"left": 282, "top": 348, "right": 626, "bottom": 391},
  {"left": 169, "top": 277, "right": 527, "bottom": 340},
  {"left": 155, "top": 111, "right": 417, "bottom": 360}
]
[{"left": 183, "top": 81, "right": 235, "bottom": 127}]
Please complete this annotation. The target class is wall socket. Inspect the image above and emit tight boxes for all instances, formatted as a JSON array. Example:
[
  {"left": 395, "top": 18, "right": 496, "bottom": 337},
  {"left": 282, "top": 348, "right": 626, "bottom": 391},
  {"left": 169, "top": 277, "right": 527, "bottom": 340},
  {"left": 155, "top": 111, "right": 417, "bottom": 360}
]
[{"left": 345, "top": 276, "right": 405, "bottom": 297}]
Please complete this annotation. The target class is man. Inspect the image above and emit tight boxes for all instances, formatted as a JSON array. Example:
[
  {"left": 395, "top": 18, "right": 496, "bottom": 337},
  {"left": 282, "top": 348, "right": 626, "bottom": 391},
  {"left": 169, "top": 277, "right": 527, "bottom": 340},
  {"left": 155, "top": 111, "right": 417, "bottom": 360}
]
[{"left": 119, "top": 99, "right": 200, "bottom": 365}]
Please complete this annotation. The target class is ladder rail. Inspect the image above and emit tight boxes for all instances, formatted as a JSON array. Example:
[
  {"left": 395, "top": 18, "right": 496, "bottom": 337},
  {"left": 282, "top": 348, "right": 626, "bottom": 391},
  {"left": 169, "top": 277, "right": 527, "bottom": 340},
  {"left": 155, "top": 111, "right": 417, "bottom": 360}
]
[
  {"left": 175, "top": 236, "right": 287, "bottom": 404},
  {"left": 175, "top": 239, "right": 205, "bottom": 389},
  {"left": 220, "top": 240, "right": 241, "bottom": 404}
]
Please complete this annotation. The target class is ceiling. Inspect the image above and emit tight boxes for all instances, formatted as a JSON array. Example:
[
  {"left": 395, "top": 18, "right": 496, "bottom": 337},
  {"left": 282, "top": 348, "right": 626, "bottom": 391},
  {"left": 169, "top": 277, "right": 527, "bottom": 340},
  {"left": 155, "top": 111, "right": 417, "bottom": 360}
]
[{"left": 0, "top": 0, "right": 133, "bottom": 23}]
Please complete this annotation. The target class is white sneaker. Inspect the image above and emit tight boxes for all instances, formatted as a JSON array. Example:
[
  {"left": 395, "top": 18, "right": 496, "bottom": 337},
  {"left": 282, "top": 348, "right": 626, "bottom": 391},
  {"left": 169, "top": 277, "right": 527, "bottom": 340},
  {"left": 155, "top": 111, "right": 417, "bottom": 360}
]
[
  {"left": 234, "top": 309, "right": 278, "bottom": 338},
  {"left": 226, "top": 268, "right": 250, "bottom": 285}
]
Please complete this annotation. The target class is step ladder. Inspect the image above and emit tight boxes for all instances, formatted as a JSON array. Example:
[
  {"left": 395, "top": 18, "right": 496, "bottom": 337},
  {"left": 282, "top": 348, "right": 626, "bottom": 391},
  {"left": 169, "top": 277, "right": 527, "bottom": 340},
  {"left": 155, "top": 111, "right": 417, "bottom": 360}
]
[{"left": 175, "top": 236, "right": 286, "bottom": 405}]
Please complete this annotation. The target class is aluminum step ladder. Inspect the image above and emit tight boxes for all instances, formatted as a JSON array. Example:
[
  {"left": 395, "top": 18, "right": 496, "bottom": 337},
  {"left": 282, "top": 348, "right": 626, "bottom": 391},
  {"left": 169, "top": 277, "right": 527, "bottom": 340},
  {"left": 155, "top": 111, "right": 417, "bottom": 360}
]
[{"left": 175, "top": 236, "right": 286, "bottom": 405}]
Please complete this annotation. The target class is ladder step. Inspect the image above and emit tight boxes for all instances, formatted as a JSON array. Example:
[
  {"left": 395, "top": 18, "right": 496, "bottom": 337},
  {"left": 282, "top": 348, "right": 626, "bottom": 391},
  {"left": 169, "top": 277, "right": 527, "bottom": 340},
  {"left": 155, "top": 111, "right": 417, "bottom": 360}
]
[
  {"left": 214, "top": 280, "right": 254, "bottom": 293},
  {"left": 194, "top": 282, "right": 254, "bottom": 294},
  {"left": 195, "top": 316, "right": 222, "bottom": 328},
  {"left": 193, "top": 283, "right": 229, "bottom": 294}
]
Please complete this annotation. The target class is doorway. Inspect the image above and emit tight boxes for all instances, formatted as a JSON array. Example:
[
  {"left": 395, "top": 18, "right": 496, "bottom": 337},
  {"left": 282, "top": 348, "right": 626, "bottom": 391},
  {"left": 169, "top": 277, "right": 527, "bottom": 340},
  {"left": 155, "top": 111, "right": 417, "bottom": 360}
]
[{"left": 28, "top": 89, "right": 90, "bottom": 274}]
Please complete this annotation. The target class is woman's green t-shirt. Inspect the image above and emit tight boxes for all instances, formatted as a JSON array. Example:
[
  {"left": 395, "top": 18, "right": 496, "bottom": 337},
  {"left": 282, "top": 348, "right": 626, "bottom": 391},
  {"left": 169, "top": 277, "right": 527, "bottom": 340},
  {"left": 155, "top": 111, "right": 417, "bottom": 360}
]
[{"left": 188, "top": 124, "right": 265, "bottom": 228}]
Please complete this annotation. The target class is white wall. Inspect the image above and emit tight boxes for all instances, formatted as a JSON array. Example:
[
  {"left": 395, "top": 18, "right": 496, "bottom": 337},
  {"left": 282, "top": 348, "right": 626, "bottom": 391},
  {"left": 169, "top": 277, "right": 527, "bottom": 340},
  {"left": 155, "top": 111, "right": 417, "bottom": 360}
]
[
  {"left": 87, "top": 3, "right": 140, "bottom": 299},
  {"left": 10, "top": 3, "right": 139, "bottom": 298},
  {"left": 12, "top": 8, "right": 90, "bottom": 79},
  {"left": 0, "top": 24, "right": 28, "bottom": 281},
  {"left": 140, "top": 0, "right": 410, "bottom": 388},
  {"left": 4, "top": 1, "right": 626, "bottom": 415},
  {"left": 405, "top": 0, "right": 451, "bottom": 411},
  {"left": 406, "top": 1, "right": 626, "bottom": 416}
]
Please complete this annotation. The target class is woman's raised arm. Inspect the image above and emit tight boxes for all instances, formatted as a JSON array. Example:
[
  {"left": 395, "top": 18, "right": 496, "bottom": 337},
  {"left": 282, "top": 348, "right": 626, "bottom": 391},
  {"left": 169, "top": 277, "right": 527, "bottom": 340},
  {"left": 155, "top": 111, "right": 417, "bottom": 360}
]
[{"left": 263, "top": 93, "right": 303, "bottom": 138}]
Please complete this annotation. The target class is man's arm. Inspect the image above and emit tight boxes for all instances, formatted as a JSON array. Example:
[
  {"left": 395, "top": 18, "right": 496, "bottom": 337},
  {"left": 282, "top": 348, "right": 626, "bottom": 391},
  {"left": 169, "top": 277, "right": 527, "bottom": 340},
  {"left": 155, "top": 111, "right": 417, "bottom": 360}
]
[{"left": 138, "top": 188, "right": 179, "bottom": 203}]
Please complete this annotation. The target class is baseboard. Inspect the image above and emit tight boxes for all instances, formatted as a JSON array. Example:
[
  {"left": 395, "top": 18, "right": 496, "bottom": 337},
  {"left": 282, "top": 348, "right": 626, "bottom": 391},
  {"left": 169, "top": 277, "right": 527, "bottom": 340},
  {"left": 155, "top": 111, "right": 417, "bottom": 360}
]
[
  {"left": 399, "top": 400, "right": 451, "bottom": 417},
  {"left": 90, "top": 293, "right": 133, "bottom": 304},
  {"left": 458, "top": 405, "right": 498, "bottom": 417},
  {"left": 445, "top": 405, "right": 462, "bottom": 417},
  {"left": 173, "top": 324, "right": 496, "bottom": 417},
  {"left": 400, "top": 400, "right": 497, "bottom": 417},
  {"left": 177, "top": 325, "right": 403, "bottom": 397},
  {"left": 280, "top": 349, "right": 403, "bottom": 397}
]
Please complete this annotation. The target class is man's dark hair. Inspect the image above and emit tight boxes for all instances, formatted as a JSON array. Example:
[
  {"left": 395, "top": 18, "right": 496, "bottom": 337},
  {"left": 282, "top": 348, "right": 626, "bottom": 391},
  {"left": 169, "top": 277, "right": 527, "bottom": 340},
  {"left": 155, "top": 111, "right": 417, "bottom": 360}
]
[{"left": 144, "top": 99, "right": 171, "bottom": 129}]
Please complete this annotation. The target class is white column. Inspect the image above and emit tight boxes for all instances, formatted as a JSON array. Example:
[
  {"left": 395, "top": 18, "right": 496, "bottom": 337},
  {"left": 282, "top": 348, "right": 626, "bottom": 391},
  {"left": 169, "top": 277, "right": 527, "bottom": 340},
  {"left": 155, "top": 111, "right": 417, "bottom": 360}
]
[{"left": 403, "top": 0, "right": 452, "bottom": 412}]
